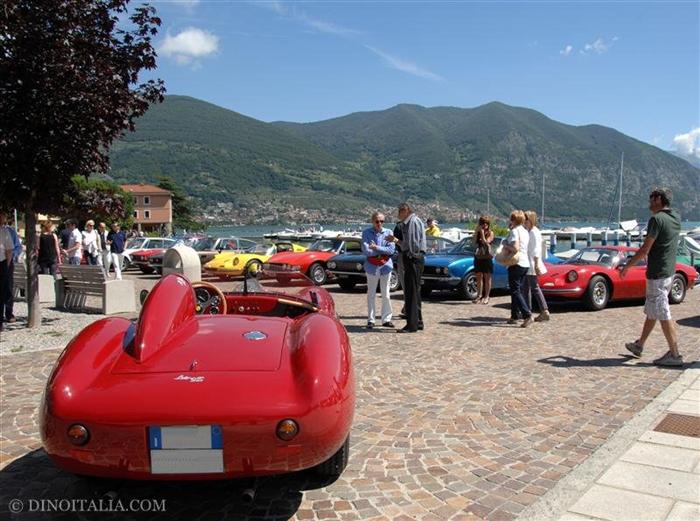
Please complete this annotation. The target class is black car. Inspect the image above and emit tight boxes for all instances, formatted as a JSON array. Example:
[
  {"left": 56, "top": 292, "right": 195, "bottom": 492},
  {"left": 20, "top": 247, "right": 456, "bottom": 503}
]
[{"left": 326, "top": 236, "right": 455, "bottom": 291}]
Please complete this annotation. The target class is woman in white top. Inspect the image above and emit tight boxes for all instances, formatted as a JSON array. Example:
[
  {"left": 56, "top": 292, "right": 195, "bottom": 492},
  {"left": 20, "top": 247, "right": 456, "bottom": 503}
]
[
  {"left": 503, "top": 210, "right": 533, "bottom": 327},
  {"left": 81, "top": 220, "right": 100, "bottom": 265},
  {"left": 524, "top": 210, "right": 550, "bottom": 322}
]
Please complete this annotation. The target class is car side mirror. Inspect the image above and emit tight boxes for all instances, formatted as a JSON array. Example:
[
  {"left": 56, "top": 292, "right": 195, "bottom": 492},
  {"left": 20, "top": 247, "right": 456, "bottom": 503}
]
[{"left": 139, "top": 289, "right": 149, "bottom": 306}]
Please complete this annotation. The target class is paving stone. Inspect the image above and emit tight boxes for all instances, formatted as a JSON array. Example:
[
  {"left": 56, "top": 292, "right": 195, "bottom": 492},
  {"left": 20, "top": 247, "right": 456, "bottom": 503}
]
[
  {"left": 569, "top": 484, "right": 674, "bottom": 521},
  {"left": 666, "top": 501, "right": 700, "bottom": 521},
  {"left": 620, "top": 441, "right": 700, "bottom": 472},
  {"left": 638, "top": 431, "right": 700, "bottom": 451},
  {"left": 667, "top": 400, "right": 700, "bottom": 416},
  {"left": 1, "top": 282, "right": 698, "bottom": 520},
  {"left": 598, "top": 461, "right": 700, "bottom": 503}
]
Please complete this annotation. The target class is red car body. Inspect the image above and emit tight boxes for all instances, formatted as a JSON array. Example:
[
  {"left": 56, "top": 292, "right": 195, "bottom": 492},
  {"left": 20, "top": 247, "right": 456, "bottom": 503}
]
[
  {"left": 539, "top": 246, "right": 696, "bottom": 310},
  {"left": 40, "top": 272, "right": 355, "bottom": 480},
  {"left": 130, "top": 248, "right": 166, "bottom": 274},
  {"left": 268, "top": 237, "right": 362, "bottom": 285}
]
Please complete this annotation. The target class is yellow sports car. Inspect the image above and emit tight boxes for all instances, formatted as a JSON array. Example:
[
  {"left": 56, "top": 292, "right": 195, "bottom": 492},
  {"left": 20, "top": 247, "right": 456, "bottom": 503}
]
[{"left": 203, "top": 242, "right": 307, "bottom": 278}]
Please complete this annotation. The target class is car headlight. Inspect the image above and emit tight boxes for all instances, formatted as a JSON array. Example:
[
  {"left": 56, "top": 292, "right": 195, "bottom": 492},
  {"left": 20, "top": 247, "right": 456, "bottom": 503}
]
[
  {"left": 328, "top": 261, "right": 336, "bottom": 269},
  {"left": 356, "top": 263, "right": 363, "bottom": 271},
  {"left": 233, "top": 258, "right": 239, "bottom": 266},
  {"left": 566, "top": 270, "right": 578, "bottom": 282}
]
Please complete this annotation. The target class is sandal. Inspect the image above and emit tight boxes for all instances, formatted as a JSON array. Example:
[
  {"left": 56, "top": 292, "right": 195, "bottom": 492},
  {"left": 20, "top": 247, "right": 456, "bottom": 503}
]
[
  {"left": 473, "top": 298, "right": 482, "bottom": 304},
  {"left": 482, "top": 298, "right": 490, "bottom": 305}
]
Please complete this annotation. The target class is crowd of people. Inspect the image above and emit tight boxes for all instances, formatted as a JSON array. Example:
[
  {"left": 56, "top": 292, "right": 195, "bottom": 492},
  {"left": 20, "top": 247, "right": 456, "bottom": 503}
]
[{"left": 360, "top": 189, "right": 684, "bottom": 367}]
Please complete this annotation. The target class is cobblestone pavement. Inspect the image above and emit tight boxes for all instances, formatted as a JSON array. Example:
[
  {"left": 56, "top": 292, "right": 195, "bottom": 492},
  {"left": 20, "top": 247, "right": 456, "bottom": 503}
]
[{"left": 1, "top": 273, "right": 699, "bottom": 520}]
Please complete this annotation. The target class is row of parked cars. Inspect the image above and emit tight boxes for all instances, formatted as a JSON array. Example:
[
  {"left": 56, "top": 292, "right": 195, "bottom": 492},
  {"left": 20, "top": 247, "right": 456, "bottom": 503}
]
[{"left": 128, "top": 234, "right": 697, "bottom": 311}]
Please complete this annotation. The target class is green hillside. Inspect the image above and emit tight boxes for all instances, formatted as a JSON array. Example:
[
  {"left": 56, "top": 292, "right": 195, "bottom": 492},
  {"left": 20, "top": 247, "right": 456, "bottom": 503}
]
[{"left": 109, "top": 96, "right": 700, "bottom": 222}]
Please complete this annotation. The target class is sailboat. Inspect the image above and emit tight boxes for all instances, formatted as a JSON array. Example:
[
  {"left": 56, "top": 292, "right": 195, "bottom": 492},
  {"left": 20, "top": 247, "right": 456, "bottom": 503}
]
[{"left": 606, "top": 152, "right": 639, "bottom": 234}]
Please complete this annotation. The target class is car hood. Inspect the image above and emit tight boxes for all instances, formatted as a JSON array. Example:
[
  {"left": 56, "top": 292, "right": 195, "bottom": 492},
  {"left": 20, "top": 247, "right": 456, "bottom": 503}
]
[
  {"left": 269, "top": 251, "right": 331, "bottom": 264},
  {"left": 112, "top": 317, "right": 288, "bottom": 374}
]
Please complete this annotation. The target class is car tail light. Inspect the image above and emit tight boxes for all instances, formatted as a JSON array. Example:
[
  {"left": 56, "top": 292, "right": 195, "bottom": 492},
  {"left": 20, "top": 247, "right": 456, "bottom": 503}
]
[
  {"left": 276, "top": 419, "right": 299, "bottom": 441},
  {"left": 67, "top": 424, "right": 90, "bottom": 446},
  {"left": 566, "top": 270, "right": 578, "bottom": 282}
]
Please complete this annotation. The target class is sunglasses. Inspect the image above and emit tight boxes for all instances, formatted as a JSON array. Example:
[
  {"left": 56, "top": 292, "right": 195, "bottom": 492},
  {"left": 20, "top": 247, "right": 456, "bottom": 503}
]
[{"left": 374, "top": 220, "right": 385, "bottom": 223}]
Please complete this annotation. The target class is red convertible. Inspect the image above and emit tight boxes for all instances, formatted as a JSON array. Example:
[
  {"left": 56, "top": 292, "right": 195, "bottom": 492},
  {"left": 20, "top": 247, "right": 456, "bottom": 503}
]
[
  {"left": 268, "top": 236, "right": 362, "bottom": 285},
  {"left": 40, "top": 268, "right": 354, "bottom": 481},
  {"left": 539, "top": 246, "right": 696, "bottom": 310}
]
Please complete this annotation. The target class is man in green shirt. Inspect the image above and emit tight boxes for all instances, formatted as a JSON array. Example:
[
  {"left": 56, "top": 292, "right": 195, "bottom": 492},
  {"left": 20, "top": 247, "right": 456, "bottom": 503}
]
[{"left": 621, "top": 188, "right": 683, "bottom": 366}]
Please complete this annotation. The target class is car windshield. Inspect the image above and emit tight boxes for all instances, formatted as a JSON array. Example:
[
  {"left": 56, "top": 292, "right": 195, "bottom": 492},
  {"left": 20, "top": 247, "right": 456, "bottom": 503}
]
[
  {"left": 309, "top": 239, "right": 343, "bottom": 252},
  {"left": 447, "top": 238, "right": 477, "bottom": 255},
  {"left": 193, "top": 238, "right": 218, "bottom": 251},
  {"left": 570, "top": 248, "right": 620, "bottom": 266},
  {"left": 126, "top": 238, "right": 146, "bottom": 249},
  {"left": 249, "top": 244, "right": 276, "bottom": 255}
]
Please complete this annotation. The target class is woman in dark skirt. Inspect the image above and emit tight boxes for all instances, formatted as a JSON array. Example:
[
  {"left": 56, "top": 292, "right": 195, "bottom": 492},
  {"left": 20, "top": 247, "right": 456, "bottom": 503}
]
[
  {"left": 472, "top": 216, "right": 494, "bottom": 304},
  {"left": 36, "top": 220, "right": 61, "bottom": 276}
]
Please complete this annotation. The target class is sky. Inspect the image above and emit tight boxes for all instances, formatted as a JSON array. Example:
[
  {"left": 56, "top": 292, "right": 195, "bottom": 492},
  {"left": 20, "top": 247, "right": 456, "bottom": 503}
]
[{"left": 142, "top": 0, "right": 700, "bottom": 159}]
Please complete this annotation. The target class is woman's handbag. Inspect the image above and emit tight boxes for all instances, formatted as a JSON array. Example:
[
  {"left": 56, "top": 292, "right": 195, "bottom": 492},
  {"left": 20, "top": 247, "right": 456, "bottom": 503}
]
[
  {"left": 475, "top": 242, "right": 492, "bottom": 260},
  {"left": 494, "top": 245, "right": 520, "bottom": 267}
]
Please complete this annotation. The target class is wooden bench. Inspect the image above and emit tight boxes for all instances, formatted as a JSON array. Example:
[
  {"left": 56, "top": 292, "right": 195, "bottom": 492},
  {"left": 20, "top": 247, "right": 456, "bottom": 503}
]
[
  {"left": 57, "top": 265, "right": 135, "bottom": 314},
  {"left": 12, "top": 260, "right": 56, "bottom": 304}
]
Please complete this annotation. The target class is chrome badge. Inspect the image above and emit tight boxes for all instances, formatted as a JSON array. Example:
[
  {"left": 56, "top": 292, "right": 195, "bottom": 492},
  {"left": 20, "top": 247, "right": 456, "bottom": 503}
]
[
  {"left": 174, "top": 375, "right": 205, "bottom": 383},
  {"left": 243, "top": 331, "right": 267, "bottom": 341}
]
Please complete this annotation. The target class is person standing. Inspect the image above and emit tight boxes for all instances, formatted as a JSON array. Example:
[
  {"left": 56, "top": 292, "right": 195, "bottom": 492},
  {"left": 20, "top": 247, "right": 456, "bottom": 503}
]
[
  {"left": 472, "top": 216, "right": 495, "bottom": 304},
  {"left": 81, "top": 220, "right": 100, "bottom": 265},
  {"left": 106, "top": 222, "right": 126, "bottom": 280},
  {"left": 523, "top": 210, "right": 550, "bottom": 321},
  {"left": 503, "top": 210, "right": 532, "bottom": 327},
  {"left": 389, "top": 203, "right": 426, "bottom": 333},
  {"left": 622, "top": 188, "right": 683, "bottom": 366},
  {"left": 36, "top": 220, "right": 61, "bottom": 276},
  {"left": 425, "top": 218, "right": 441, "bottom": 237},
  {"left": 0, "top": 211, "right": 20, "bottom": 326},
  {"left": 362, "top": 211, "right": 396, "bottom": 329},
  {"left": 97, "top": 222, "right": 110, "bottom": 275},
  {"left": 63, "top": 219, "right": 83, "bottom": 265}
]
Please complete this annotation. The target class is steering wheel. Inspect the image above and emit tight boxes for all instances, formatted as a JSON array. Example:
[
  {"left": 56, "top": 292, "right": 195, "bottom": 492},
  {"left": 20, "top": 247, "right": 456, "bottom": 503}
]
[
  {"left": 192, "top": 281, "right": 228, "bottom": 315},
  {"left": 276, "top": 297, "right": 318, "bottom": 313}
]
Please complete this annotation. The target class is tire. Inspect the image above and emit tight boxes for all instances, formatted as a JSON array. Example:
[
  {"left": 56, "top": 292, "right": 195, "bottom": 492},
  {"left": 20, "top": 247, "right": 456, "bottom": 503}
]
[
  {"left": 313, "top": 437, "right": 349, "bottom": 479},
  {"left": 120, "top": 257, "right": 130, "bottom": 271},
  {"left": 338, "top": 279, "right": 356, "bottom": 291},
  {"left": 308, "top": 262, "right": 327, "bottom": 286},
  {"left": 389, "top": 269, "right": 401, "bottom": 292},
  {"left": 420, "top": 285, "right": 432, "bottom": 299},
  {"left": 668, "top": 273, "right": 686, "bottom": 304},
  {"left": 457, "top": 271, "right": 478, "bottom": 300},
  {"left": 584, "top": 275, "right": 609, "bottom": 311},
  {"left": 139, "top": 266, "right": 155, "bottom": 274},
  {"left": 246, "top": 259, "right": 263, "bottom": 274}
]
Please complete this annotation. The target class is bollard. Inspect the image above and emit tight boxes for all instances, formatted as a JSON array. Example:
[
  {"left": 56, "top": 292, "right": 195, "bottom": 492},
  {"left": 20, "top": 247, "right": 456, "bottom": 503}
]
[
  {"left": 602, "top": 230, "right": 608, "bottom": 246},
  {"left": 587, "top": 232, "right": 593, "bottom": 247},
  {"left": 571, "top": 232, "right": 577, "bottom": 250},
  {"left": 613, "top": 231, "right": 620, "bottom": 246},
  {"left": 550, "top": 233, "right": 557, "bottom": 254},
  {"left": 626, "top": 232, "right": 632, "bottom": 247}
]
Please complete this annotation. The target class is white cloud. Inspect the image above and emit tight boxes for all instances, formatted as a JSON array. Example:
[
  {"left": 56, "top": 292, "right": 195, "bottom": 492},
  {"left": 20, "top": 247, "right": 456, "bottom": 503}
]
[
  {"left": 365, "top": 45, "right": 445, "bottom": 82},
  {"left": 560, "top": 45, "right": 573, "bottom": 56},
  {"left": 298, "top": 13, "right": 361, "bottom": 37},
  {"left": 160, "top": 27, "right": 219, "bottom": 66},
  {"left": 581, "top": 36, "right": 618, "bottom": 55},
  {"left": 673, "top": 127, "right": 700, "bottom": 159}
]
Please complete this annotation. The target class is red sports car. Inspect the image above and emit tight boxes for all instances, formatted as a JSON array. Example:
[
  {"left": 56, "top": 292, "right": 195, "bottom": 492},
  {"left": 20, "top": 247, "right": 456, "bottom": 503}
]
[
  {"left": 40, "top": 268, "right": 354, "bottom": 481},
  {"left": 268, "top": 236, "right": 362, "bottom": 285},
  {"left": 130, "top": 248, "right": 166, "bottom": 274},
  {"left": 539, "top": 246, "right": 696, "bottom": 310}
]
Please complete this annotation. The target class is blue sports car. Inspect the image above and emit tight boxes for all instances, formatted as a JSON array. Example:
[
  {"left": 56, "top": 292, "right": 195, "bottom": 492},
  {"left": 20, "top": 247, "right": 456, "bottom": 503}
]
[
  {"left": 421, "top": 238, "right": 560, "bottom": 300},
  {"left": 327, "top": 236, "right": 455, "bottom": 291}
]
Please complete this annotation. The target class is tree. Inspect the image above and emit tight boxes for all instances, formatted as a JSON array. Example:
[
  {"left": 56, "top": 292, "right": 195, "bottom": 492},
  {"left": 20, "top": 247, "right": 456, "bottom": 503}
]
[
  {"left": 0, "top": 0, "right": 165, "bottom": 327},
  {"left": 156, "top": 176, "right": 205, "bottom": 232},
  {"left": 64, "top": 175, "right": 135, "bottom": 228}
]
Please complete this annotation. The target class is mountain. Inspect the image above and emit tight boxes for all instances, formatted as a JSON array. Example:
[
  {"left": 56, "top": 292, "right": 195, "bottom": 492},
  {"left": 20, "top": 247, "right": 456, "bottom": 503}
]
[
  {"left": 669, "top": 150, "right": 700, "bottom": 169},
  {"left": 108, "top": 96, "right": 700, "bottom": 222}
]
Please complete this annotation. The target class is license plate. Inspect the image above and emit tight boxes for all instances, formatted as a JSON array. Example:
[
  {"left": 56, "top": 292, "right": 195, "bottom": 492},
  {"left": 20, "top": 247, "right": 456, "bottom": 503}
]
[{"left": 148, "top": 425, "right": 223, "bottom": 474}]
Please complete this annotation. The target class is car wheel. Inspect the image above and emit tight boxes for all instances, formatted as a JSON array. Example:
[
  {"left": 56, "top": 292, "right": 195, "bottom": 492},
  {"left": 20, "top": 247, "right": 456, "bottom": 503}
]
[
  {"left": 668, "top": 274, "right": 686, "bottom": 304},
  {"left": 389, "top": 269, "right": 401, "bottom": 292},
  {"left": 246, "top": 259, "right": 263, "bottom": 274},
  {"left": 457, "top": 271, "right": 478, "bottom": 300},
  {"left": 313, "top": 436, "right": 349, "bottom": 479},
  {"left": 308, "top": 262, "right": 327, "bottom": 286},
  {"left": 120, "top": 257, "right": 130, "bottom": 271},
  {"left": 338, "top": 279, "right": 356, "bottom": 291},
  {"left": 585, "top": 275, "right": 609, "bottom": 311},
  {"left": 139, "top": 266, "right": 155, "bottom": 275}
]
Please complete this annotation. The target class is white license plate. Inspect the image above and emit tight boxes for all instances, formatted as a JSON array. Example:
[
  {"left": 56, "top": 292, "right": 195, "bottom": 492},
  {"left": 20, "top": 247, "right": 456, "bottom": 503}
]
[{"left": 148, "top": 425, "right": 223, "bottom": 474}]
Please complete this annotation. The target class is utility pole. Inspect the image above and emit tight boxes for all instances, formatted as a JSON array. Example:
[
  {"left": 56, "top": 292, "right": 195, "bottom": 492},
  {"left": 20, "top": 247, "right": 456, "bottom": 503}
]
[
  {"left": 541, "top": 171, "right": 545, "bottom": 224},
  {"left": 617, "top": 152, "right": 624, "bottom": 226}
]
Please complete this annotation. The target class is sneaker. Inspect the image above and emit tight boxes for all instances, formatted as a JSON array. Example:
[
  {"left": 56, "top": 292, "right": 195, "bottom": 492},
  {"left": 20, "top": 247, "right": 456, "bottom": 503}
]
[
  {"left": 652, "top": 351, "right": 684, "bottom": 367},
  {"left": 366, "top": 322, "right": 374, "bottom": 330},
  {"left": 521, "top": 317, "right": 534, "bottom": 328},
  {"left": 382, "top": 321, "right": 395, "bottom": 328},
  {"left": 534, "top": 311, "right": 550, "bottom": 322},
  {"left": 625, "top": 341, "right": 644, "bottom": 358}
]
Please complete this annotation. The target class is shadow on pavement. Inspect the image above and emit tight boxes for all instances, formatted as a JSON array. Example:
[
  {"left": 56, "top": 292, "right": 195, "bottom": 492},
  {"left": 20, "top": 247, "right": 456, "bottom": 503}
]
[
  {"left": 0, "top": 449, "right": 339, "bottom": 520},
  {"left": 439, "top": 316, "right": 506, "bottom": 328},
  {"left": 677, "top": 315, "right": 700, "bottom": 329},
  {"left": 537, "top": 354, "right": 682, "bottom": 369}
]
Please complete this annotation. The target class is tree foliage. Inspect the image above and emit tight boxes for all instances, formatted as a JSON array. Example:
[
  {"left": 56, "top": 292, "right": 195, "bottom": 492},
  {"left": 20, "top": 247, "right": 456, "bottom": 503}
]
[
  {"left": 156, "top": 176, "right": 205, "bottom": 232},
  {"left": 64, "top": 175, "right": 135, "bottom": 228}
]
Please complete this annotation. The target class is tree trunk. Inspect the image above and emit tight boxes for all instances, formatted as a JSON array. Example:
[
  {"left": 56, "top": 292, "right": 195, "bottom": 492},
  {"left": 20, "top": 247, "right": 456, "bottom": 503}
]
[{"left": 25, "top": 209, "right": 40, "bottom": 328}]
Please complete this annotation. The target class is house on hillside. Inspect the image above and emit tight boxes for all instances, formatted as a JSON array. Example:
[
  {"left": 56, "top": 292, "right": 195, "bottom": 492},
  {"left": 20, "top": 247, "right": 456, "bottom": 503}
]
[{"left": 121, "top": 184, "right": 172, "bottom": 235}]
